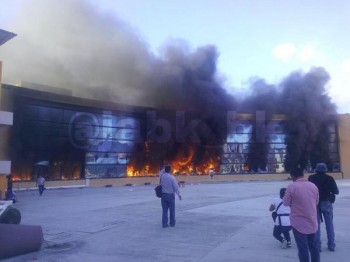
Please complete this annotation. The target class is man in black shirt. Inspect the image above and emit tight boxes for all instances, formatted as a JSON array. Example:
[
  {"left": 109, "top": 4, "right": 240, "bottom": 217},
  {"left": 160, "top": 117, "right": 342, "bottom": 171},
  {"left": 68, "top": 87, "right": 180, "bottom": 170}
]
[{"left": 308, "top": 163, "right": 339, "bottom": 252}]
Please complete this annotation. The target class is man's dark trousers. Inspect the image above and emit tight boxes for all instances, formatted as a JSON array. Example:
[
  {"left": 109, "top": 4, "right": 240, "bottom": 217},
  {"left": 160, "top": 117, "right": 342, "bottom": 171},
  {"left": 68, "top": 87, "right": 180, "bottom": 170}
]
[{"left": 161, "top": 193, "right": 175, "bottom": 227}]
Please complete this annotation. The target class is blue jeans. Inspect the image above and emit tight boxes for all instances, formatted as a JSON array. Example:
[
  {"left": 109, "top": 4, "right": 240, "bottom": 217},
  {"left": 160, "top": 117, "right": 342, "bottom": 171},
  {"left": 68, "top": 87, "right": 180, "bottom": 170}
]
[
  {"left": 38, "top": 185, "right": 45, "bottom": 195},
  {"left": 317, "top": 201, "right": 335, "bottom": 250},
  {"left": 161, "top": 193, "right": 175, "bottom": 227},
  {"left": 292, "top": 228, "right": 320, "bottom": 262}
]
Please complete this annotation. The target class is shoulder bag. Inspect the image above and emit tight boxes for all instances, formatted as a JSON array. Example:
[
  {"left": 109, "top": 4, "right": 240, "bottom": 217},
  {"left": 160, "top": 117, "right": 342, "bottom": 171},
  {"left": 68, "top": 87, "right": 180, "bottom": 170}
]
[{"left": 154, "top": 174, "right": 163, "bottom": 198}]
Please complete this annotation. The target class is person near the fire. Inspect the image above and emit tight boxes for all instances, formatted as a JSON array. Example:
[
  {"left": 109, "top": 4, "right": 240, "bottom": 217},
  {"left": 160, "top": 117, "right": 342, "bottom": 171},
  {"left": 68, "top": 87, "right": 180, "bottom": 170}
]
[
  {"left": 160, "top": 165, "right": 182, "bottom": 228},
  {"left": 269, "top": 188, "right": 292, "bottom": 248},
  {"left": 283, "top": 167, "right": 319, "bottom": 262},
  {"left": 37, "top": 175, "right": 46, "bottom": 196},
  {"left": 209, "top": 168, "right": 214, "bottom": 179},
  {"left": 5, "top": 174, "right": 17, "bottom": 202},
  {"left": 308, "top": 163, "right": 339, "bottom": 252},
  {"left": 6, "top": 174, "right": 13, "bottom": 190}
]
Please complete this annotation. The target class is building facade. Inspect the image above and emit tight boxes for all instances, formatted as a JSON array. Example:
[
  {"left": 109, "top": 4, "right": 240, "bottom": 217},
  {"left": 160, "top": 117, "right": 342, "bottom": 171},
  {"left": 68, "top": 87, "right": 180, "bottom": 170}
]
[{"left": 0, "top": 83, "right": 348, "bottom": 193}]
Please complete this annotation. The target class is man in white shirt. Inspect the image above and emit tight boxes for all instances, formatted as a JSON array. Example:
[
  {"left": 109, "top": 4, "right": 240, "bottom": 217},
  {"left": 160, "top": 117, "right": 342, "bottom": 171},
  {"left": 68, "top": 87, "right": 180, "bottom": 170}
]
[
  {"left": 209, "top": 168, "right": 214, "bottom": 179},
  {"left": 270, "top": 188, "right": 292, "bottom": 248},
  {"left": 37, "top": 176, "right": 46, "bottom": 196},
  {"left": 160, "top": 165, "right": 182, "bottom": 228}
]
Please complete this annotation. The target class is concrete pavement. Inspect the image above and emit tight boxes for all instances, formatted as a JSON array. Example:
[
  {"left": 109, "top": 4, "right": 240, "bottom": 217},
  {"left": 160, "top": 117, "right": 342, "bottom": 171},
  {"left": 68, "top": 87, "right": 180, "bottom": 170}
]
[{"left": 2, "top": 179, "right": 350, "bottom": 261}]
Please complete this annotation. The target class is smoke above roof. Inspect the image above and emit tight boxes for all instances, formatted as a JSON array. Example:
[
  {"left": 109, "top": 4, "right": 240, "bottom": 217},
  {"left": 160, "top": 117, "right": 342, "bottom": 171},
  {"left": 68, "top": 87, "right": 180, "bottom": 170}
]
[
  {"left": 0, "top": 0, "right": 235, "bottom": 112},
  {"left": 1, "top": 0, "right": 338, "bottom": 169},
  {"left": 0, "top": 1, "right": 336, "bottom": 113}
]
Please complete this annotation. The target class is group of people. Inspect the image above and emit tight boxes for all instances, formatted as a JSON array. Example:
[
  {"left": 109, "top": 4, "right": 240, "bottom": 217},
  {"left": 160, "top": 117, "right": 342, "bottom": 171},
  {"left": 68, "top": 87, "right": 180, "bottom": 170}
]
[
  {"left": 159, "top": 162, "right": 339, "bottom": 262},
  {"left": 269, "top": 163, "right": 339, "bottom": 262}
]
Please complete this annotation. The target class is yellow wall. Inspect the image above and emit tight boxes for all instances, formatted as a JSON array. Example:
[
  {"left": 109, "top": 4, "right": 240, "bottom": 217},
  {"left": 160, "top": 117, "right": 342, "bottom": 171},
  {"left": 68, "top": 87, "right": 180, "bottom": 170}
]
[
  {"left": 0, "top": 176, "right": 6, "bottom": 199},
  {"left": 12, "top": 172, "right": 343, "bottom": 190},
  {"left": 0, "top": 62, "right": 13, "bottom": 197},
  {"left": 338, "top": 114, "right": 350, "bottom": 178},
  {"left": 0, "top": 61, "right": 2, "bottom": 103},
  {"left": 0, "top": 67, "right": 16, "bottom": 166},
  {"left": 0, "top": 61, "right": 5, "bottom": 198}
]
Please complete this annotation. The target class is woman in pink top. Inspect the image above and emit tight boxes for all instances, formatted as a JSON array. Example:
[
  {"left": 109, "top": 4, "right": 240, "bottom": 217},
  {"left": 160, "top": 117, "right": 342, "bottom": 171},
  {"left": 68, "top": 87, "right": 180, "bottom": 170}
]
[{"left": 283, "top": 167, "right": 319, "bottom": 262}]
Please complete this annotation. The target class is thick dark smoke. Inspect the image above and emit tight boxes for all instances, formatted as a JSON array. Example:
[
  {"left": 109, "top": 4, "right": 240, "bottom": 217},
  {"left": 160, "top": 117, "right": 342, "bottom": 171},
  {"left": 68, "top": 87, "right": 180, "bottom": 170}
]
[
  {"left": 0, "top": 0, "right": 236, "bottom": 113},
  {"left": 1, "top": 0, "right": 157, "bottom": 106},
  {"left": 1, "top": 0, "right": 338, "bottom": 172},
  {"left": 280, "top": 68, "right": 337, "bottom": 170},
  {"left": 240, "top": 67, "right": 337, "bottom": 171}
]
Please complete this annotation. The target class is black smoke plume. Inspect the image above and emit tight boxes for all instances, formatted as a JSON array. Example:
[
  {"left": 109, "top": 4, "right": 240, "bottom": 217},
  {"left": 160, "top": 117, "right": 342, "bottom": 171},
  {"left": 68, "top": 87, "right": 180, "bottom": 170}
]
[
  {"left": 280, "top": 68, "right": 337, "bottom": 171},
  {"left": 0, "top": 0, "right": 236, "bottom": 113},
  {"left": 240, "top": 68, "right": 337, "bottom": 171},
  {"left": 1, "top": 0, "right": 338, "bottom": 173}
]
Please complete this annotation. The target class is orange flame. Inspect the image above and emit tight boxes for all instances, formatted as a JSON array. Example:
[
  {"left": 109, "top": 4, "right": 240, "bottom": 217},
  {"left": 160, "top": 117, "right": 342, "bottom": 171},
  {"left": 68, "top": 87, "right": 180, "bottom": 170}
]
[{"left": 126, "top": 145, "right": 220, "bottom": 177}]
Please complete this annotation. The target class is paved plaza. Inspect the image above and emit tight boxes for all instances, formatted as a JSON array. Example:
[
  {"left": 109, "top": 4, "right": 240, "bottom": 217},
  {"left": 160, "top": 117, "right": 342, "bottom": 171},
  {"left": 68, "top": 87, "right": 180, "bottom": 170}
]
[{"left": 3, "top": 179, "right": 350, "bottom": 261}]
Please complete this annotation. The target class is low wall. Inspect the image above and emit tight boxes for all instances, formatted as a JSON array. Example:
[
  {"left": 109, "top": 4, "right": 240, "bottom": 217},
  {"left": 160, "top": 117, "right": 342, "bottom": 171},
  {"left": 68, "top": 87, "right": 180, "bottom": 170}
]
[
  {"left": 12, "top": 172, "right": 344, "bottom": 190},
  {"left": 13, "top": 179, "right": 88, "bottom": 191}
]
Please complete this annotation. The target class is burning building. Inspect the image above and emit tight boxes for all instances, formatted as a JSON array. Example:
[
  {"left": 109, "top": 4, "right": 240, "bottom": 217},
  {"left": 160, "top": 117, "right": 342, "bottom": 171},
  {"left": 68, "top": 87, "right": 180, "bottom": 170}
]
[
  {"left": 0, "top": 1, "right": 348, "bottom": 192},
  {"left": 0, "top": 81, "right": 342, "bottom": 182},
  {"left": 4, "top": 84, "right": 227, "bottom": 180}
]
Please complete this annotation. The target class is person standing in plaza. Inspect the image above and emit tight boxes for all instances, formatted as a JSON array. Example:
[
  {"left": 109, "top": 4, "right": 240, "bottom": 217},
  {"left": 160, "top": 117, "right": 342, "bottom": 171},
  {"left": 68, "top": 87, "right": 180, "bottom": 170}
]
[
  {"left": 5, "top": 174, "right": 17, "bottom": 202},
  {"left": 308, "top": 163, "right": 339, "bottom": 252},
  {"left": 37, "top": 175, "right": 46, "bottom": 196},
  {"left": 283, "top": 167, "right": 320, "bottom": 262},
  {"left": 269, "top": 188, "right": 292, "bottom": 249},
  {"left": 209, "top": 168, "right": 214, "bottom": 180},
  {"left": 160, "top": 165, "right": 182, "bottom": 228}
]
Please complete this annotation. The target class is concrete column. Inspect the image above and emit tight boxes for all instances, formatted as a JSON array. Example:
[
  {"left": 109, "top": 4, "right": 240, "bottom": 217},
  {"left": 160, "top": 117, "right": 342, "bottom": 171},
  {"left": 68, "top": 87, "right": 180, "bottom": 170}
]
[
  {"left": 1, "top": 31, "right": 17, "bottom": 196},
  {"left": 338, "top": 114, "right": 350, "bottom": 178},
  {"left": 0, "top": 61, "right": 13, "bottom": 198},
  {"left": 0, "top": 61, "right": 2, "bottom": 101},
  {"left": 0, "top": 61, "right": 5, "bottom": 198}
]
